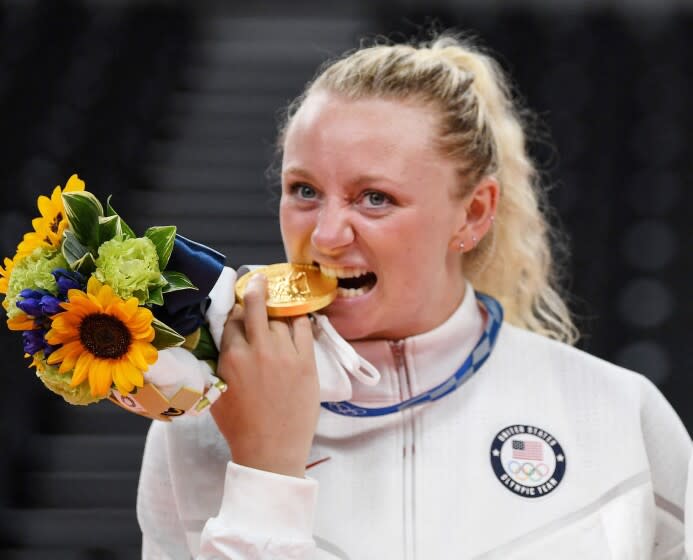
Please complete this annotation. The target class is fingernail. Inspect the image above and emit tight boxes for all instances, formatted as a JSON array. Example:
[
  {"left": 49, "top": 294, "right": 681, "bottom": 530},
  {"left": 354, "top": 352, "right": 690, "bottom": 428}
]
[{"left": 245, "top": 273, "right": 266, "bottom": 295}]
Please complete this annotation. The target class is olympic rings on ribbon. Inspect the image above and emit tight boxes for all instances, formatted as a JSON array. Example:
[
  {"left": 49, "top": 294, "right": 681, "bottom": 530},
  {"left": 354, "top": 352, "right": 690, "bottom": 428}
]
[{"left": 506, "top": 460, "right": 550, "bottom": 483}]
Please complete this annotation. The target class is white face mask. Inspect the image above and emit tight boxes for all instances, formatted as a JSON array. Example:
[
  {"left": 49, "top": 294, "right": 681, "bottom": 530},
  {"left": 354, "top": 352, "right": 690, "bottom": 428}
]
[{"left": 206, "top": 266, "right": 379, "bottom": 403}]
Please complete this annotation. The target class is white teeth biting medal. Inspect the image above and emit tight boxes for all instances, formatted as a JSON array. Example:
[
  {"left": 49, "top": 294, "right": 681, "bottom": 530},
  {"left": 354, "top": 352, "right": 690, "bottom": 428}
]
[{"left": 234, "top": 263, "right": 338, "bottom": 316}]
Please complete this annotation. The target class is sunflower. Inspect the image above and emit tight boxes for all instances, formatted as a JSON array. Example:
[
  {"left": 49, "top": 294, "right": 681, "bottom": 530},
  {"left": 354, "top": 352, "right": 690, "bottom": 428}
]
[
  {"left": 0, "top": 257, "right": 15, "bottom": 309},
  {"left": 0, "top": 256, "right": 14, "bottom": 295},
  {"left": 16, "top": 174, "right": 85, "bottom": 258},
  {"left": 45, "top": 276, "right": 157, "bottom": 397}
]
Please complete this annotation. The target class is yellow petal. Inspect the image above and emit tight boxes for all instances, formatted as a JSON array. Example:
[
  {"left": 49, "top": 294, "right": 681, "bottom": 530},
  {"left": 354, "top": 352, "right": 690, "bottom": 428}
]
[
  {"left": 121, "top": 298, "right": 140, "bottom": 320},
  {"left": 132, "top": 324, "right": 155, "bottom": 342},
  {"left": 112, "top": 367, "right": 134, "bottom": 395},
  {"left": 89, "top": 360, "right": 113, "bottom": 397},
  {"left": 72, "top": 352, "right": 94, "bottom": 383},
  {"left": 69, "top": 357, "right": 90, "bottom": 387},
  {"left": 87, "top": 293, "right": 103, "bottom": 309},
  {"left": 7, "top": 314, "right": 35, "bottom": 331},
  {"left": 37, "top": 195, "right": 55, "bottom": 219},
  {"left": 46, "top": 339, "right": 81, "bottom": 362},
  {"left": 112, "top": 361, "right": 140, "bottom": 394},
  {"left": 96, "top": 283, "right": 115, "bottom": 307},
  {"left": 46, "top": 345, "right": 67, "bottom": 365},
  {"left": 127, "top": 344, "right": 149, "bottom": 370},
  {"left": 87, "top": 276, "right": 102, "bottom": 295},
  {"left": 122, "top": 361, "right": 144, "bottom": 387},
  {"left": 50, "top": 315, "right": 80, "bottom": 334},
  {"left": 132, "top": 341, "right": 158, "bottom": 365},
  {"left": 51, "top": 184, "right": 63, "bottom": 201},
  {"left": 65, "top": 174, "right": 85, "bottom": 192},
  {"left": 57, "top": 344, "right": 84, "bottom": 373},
  {"left": 31, "top": 217, "right": 46, "bottom": 232},
  {"left": 66, "top": 288, "right": 90, "bottom": 305}
]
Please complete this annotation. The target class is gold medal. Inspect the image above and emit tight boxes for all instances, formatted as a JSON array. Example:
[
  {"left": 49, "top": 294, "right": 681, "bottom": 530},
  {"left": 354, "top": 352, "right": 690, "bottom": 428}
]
[{"left": 235, "top": 263, "right": 337, "bottom": 317}]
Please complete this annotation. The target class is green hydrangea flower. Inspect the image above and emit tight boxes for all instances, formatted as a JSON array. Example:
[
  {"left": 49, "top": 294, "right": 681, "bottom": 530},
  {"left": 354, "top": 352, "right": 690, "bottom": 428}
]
[
  {"left": 35, "top": 360, "right": 104, "bottom": 405},
  {"left": 6, "top": 248, "right": 67, "bottom": 318},
  {"left": 94, "top": 236, "right": 163, "bottom": 303}
]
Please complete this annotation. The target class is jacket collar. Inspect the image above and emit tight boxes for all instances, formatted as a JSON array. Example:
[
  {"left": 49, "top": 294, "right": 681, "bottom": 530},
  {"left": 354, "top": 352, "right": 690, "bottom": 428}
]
[{"left": 349, "top": 283, "right": 485, "bottom": 405}]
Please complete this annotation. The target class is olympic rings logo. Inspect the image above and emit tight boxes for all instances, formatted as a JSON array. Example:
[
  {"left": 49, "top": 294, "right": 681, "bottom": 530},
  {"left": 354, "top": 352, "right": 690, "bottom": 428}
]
[{"left": 506, "top": 460, "right": 550, "bottom": 483}]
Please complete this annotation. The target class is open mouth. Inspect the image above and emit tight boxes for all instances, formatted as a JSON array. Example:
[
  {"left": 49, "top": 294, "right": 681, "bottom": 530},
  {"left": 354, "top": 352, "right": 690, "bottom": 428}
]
[{"left": 317, "top": 263, "right": 377, "bottom": 298}]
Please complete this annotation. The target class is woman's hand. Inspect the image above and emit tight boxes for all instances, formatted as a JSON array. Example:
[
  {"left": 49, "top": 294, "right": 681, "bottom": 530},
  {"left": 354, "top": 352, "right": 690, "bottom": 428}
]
[{"left": 211, "top": 274, "right": 320, "bottom": 478}]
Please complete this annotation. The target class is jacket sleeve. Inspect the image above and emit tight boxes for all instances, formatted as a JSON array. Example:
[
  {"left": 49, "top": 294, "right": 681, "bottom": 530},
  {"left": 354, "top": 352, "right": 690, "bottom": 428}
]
[
  {"left": 138, "top": 420, "right": 319, "bottom": 560},
  {"left": 686, "top": 455, "right": 693, "bottom": 558},
  {"left": 197, "top": 462, "right": 319, "bottom": 559},
  {"left": 639, "top": 376, "right": 692, "bottom": 559},
  {"left": 138, "top": 421, "right": 194, "bottom": 559}
]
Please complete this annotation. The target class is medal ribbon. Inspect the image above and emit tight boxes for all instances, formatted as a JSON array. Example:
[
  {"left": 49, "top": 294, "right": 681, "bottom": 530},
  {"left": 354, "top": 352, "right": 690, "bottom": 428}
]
[{"left": 321, "top": 292, "right": 503, "bottom": 417}]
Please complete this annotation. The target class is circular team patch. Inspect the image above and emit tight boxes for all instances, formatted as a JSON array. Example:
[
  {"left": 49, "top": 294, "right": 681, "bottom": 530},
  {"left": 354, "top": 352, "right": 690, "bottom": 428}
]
[{"left": 490, "top": 424, "right": 566, "bottom": 498}]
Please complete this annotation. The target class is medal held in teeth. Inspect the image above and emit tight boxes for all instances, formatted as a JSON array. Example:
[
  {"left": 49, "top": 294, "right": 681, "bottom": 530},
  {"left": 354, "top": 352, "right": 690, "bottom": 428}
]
[{"left": 235, "top": 263, "right": 337, "bottom": 317}]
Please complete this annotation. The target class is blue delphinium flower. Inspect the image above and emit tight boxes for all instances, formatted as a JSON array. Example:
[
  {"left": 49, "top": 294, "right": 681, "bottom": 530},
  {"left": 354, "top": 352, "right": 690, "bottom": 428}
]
[
  {"left": 52, "top": 268, "right": 86, "bottom": 297},
  {"left": 15, "top": 270, "right": 84, "bottom": 360},
  {"left": 17, "top": 289, "right": 63, "bottom": 317},
  {"left": 22, "top": 329, "right": 53, "bottom": 355},
  {"left": 22, "top": 329, "right": 45, "bottom": 355}
]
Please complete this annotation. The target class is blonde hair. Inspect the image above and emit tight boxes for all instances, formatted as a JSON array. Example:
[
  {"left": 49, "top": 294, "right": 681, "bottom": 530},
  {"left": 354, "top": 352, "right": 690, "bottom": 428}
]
[{"left": 279, "top": 35, "right": 578, "bottom": 344}]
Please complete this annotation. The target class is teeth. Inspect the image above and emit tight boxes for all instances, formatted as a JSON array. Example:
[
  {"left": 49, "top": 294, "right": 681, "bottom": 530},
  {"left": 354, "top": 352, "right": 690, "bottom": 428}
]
[
  {"left": 337, "top": 286, "right": 372, "bottom": 298},
  {"left": 320, "top": 264, "right": 370, "bottom": 279}
]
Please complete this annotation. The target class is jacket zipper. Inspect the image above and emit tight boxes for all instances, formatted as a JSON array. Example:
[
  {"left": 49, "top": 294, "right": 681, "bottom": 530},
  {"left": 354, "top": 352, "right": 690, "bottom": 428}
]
[{"left": 391, "top": 340, "right": 416, "bottom": 560}]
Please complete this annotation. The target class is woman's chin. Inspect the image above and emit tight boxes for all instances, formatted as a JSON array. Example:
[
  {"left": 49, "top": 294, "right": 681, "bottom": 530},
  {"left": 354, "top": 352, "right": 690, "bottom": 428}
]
[{"left": 323, "top": 285, "right": 377, "bottom": 340}]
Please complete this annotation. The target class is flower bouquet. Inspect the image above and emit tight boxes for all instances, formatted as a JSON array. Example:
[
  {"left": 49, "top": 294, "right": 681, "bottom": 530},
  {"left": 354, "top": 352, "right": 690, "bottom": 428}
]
[{"left": 0, "top": 174, "right": 228, "bottom": 421}]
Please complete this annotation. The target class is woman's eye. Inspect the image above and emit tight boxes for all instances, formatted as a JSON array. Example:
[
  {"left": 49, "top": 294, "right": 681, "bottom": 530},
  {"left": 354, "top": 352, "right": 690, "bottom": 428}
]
[
  {"left": 362, "top": 191, "right": 390, "bottom": 207},
  {"left": 291, "top": 183, "right": 317, "bottom": 199}
]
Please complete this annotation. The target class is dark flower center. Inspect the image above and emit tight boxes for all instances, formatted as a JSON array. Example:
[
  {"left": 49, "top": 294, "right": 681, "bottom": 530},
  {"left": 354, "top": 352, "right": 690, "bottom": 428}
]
[
  {"left": 79, "top": 313, "right": 131, "bottom": 359},
  {"left": 49, "top": 212, "right": 63, "bottom": 234}
]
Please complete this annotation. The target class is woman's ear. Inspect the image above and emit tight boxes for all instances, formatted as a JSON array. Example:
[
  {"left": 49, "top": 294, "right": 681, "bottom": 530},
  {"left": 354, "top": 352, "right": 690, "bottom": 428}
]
[{"left": 451, "top": 176, "right": 499, "bottom": 253}]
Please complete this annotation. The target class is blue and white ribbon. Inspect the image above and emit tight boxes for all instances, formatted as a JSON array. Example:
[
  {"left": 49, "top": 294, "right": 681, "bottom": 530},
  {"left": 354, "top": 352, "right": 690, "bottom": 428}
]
[{"left": 321, "top": 292, "right": 503, "bottom": 417}]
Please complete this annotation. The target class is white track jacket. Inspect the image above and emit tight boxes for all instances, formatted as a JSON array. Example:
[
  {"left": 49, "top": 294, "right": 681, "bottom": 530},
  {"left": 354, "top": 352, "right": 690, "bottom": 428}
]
[{"left": 137, "top": 286, "right": 692, "bottom": 559}]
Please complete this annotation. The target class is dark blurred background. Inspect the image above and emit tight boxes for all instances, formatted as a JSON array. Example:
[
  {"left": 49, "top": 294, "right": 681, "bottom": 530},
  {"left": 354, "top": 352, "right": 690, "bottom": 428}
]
[{"left": 0, "top": 0, "right": 690, "bottom": 557}]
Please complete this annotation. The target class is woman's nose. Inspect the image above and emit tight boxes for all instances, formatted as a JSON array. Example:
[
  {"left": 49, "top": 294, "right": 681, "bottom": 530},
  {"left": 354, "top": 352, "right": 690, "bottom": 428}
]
[{"left": 310, "top": 202, "right": 354, "bottom": 254}]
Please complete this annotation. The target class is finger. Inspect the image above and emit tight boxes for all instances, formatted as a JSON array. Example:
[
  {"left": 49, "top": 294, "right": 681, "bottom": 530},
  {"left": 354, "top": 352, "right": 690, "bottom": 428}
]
[
  {"left": 219, "top": 316, "right": 247, "bottom": 352},
  {"left": 228, "top": 303, "right": 245, "bottom": 323},
  {"left": 268, "top": 317, "right": 291, "bottom": 338},
  {"left": 291, "top": 315, "right": 315, "bottom": 359},
  {"left": 243, "top": 273, "right": 270, "bottom": 343}
]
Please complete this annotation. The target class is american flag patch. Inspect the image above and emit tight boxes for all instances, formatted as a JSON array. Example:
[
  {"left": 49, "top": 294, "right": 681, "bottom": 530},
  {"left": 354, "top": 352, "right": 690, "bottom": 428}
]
[{"left": 512, "top": 439, "right": 544, "bottom": 461}]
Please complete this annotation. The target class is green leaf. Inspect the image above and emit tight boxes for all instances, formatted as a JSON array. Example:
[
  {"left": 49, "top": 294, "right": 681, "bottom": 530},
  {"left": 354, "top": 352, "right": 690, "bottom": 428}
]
[
  {"left": 97, "top": 215, "right": 121, "bottom": 245},
  {"left": 162, "top": 270, "right": 197, "bottom": 293},
  {"left": 105, "top": 195, "right": 136, "bottom": 239},
  {"left": 191, "top": 326, "right": 219, "bottom": 361},
  {"left": 181, "top": 328, "right": 201, "bottom": 351},
  {"left": 154, "top": 274, "right": 168, "bottom": 289},
  {"left": 144, "top": 226, "right": 176, "bottom": 270},
  {"left": 62, "top": 191, "right": 104, "bottom": 248},
  {"left": 72, "top": 252, "right": 97, "bottom": 275},
  {"left": 61, "top": 230, "right": 89, "bottom": 266},
  {"left": 151, "top": 318, "right": 185, "bottom": 350},
  {"left": 147, "top": 286, "right": 164, "bottom": 306}
]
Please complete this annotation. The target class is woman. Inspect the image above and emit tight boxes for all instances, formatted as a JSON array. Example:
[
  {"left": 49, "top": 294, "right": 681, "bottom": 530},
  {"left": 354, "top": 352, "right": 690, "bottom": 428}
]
[{"left": 137, "top": 36, "right": 692, "bottom": 559}]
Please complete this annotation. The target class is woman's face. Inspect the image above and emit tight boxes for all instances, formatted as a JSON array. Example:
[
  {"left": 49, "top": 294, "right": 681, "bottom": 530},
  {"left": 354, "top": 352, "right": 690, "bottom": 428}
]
[{"left": 280, "top": 91, "right": 471, "bottom": 341}]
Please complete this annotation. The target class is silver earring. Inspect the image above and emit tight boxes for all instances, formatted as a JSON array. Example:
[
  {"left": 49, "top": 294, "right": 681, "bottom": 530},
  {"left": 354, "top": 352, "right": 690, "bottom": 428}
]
[
  {"left": 472, "top": 235, "right": 478, "bottom": 246},
  {"left": 459, "top": 241, "right": 465, "bottom": 251}
]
